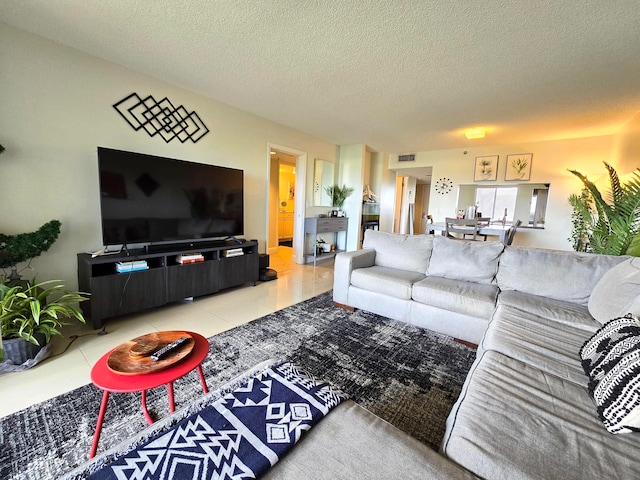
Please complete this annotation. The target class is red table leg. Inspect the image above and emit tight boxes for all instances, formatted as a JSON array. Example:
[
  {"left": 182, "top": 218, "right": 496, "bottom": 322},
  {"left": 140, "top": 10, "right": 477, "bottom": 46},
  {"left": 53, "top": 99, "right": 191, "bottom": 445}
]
[
  {"left": 90, "top": 391, "right": 110, "bottom": 459},
  {"left": 197, "top": 364, "right": 209, "bottom": 393},
  {"left": 168, "top": 381, "right": 175, "bottom": 413},
  {"left": 140, "top": 389, "right": 154, "bottom": 425}
]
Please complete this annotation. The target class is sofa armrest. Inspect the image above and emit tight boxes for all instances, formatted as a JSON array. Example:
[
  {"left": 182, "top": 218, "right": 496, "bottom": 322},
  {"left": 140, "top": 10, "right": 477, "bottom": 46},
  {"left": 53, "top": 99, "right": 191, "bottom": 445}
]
[{"left": 333, "top": 249, "right": 376, "bottom": 305}]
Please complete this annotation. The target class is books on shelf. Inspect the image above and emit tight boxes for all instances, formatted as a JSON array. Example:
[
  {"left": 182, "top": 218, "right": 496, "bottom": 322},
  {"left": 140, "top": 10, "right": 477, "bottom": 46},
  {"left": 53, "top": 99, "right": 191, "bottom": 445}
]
[
  {"left": 176, "top": 253, "right": 205, "bottom": 264},
  {"left": 222, "top": 248, "right": 244, "bottom": 258},
  {"left": 116, "top": 260, "right": 149, "bottom": 273}
]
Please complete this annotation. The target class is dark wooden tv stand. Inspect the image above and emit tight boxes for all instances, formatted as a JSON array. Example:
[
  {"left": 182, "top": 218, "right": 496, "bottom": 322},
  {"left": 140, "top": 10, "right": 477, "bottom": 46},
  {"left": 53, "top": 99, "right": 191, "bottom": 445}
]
[{"left": 77, "top": 240, "right": 259, "bottom": 329}]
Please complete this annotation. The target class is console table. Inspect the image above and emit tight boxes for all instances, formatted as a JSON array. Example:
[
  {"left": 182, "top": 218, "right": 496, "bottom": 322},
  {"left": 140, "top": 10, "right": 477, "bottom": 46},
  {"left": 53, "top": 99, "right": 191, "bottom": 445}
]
[
  {"left": 304, "top": 217, "right": 348, "bottom": 265},
  {"left": 77, "top": 240, "right": 259, "bottom": 329}
]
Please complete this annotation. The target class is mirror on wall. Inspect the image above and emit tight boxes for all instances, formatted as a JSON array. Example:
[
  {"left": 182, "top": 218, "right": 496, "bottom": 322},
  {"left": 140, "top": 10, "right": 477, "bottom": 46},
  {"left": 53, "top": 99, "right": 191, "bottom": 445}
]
[
  {"left": 457, "top": 183, "right": 550, "bottom": 228},
  {"left": 313, "top": 159, "right": 335, "bottom": 206}
]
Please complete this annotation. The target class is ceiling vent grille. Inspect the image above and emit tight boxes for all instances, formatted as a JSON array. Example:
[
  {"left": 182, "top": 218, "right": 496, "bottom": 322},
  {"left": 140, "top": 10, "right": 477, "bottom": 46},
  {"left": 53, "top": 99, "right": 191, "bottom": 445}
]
[{"left": 398, "top": 154, "right": 416, "bottom": 162}]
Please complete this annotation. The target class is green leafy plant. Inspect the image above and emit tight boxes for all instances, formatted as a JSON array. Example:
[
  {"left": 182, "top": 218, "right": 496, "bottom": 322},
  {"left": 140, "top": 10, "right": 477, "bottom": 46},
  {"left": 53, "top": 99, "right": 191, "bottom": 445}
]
[
  {"left": 324, "top": 184, "right": 354, "bottom": 209},
  {"left": 568, "top": 162, "right": 640, "bottom": 256},
  {"left": 568, "top": 187, "right": 591, "bottom": 252},
  {"left": 0, "top": 279, "right": 88, "bottom": 346},
  {"left": 0, "top": 220, "right": 61, "bottom": 281}
]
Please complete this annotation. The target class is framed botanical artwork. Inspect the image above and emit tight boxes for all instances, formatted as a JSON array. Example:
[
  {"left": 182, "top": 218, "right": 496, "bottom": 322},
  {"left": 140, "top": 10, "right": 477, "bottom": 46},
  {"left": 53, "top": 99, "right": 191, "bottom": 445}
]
[
  {"left": 505, "top": 153, "right": 532, "bottom": 181},
  {"left": 474, "top": 155, "right": 498, "bottom": 181}
]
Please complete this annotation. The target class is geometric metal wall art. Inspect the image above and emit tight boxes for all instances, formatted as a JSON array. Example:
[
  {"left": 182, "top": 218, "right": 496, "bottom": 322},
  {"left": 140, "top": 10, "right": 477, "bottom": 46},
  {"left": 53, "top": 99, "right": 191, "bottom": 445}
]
[{"left": 113, "top": 93, "right": 210, "bottom": 144}]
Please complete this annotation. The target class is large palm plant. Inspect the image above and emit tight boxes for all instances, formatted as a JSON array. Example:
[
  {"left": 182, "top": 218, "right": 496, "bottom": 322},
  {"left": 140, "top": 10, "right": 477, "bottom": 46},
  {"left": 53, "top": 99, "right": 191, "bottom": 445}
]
[{"left": 568, "top": 162, "right": 640, "bottom": 256}]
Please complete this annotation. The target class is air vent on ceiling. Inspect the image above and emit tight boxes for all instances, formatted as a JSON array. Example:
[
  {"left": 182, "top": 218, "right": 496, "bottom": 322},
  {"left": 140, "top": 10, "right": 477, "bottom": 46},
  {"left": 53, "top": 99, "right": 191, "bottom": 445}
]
[{"left": 398, "top": 154, "right": 416, "bottom": 162}]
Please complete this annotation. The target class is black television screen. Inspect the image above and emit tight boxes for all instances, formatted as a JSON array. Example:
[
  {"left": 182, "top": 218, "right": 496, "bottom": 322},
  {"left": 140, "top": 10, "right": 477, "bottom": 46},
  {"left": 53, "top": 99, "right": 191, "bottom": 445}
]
[{"left": 97, "top": 147, "right": 244, "bottom": 246}]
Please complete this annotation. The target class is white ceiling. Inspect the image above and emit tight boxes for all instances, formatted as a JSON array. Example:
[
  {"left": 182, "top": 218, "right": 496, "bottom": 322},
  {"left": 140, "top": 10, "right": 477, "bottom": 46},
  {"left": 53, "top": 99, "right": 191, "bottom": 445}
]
[{"left": 3, "top": 0, "right": 640, "bottom": 153}]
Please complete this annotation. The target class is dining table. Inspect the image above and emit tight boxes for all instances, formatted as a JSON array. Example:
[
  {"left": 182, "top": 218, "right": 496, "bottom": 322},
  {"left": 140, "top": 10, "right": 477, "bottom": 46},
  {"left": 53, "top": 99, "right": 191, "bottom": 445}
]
[{"left": 428, "top": 221, "right": 512, "bottom": 243}]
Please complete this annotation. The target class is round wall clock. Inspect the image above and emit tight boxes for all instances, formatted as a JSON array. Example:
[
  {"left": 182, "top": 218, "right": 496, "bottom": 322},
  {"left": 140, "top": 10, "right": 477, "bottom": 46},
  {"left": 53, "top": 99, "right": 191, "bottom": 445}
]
[{"left": 434, "top": 177, "right": 453, "bottom": 194}]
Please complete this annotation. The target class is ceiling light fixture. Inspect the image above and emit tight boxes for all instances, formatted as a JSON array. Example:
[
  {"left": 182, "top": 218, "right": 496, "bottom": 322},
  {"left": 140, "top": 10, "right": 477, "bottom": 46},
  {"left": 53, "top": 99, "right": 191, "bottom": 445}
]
[{"left": 465, "top": 128, "right": 486, "bottom": 140}]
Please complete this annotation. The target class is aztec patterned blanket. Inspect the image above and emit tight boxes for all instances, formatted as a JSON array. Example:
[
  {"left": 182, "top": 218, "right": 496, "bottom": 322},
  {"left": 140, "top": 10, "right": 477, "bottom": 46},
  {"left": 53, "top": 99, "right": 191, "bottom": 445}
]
[{"left": 87, "top": 362, "right": 345, "bottom": 480}]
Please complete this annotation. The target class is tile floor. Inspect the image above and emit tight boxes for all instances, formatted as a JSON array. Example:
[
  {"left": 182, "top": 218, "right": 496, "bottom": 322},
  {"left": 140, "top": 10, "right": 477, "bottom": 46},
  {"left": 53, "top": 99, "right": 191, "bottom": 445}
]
[{"left": 0, "top": 247, "right": 335, "bottom": 418}]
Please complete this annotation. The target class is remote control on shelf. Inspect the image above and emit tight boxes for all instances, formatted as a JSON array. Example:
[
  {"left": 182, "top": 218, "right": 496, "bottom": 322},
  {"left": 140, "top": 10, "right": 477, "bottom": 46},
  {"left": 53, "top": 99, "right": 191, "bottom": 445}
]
[{"left": 151, "top": 337, "right": 189, "bottom": 362}]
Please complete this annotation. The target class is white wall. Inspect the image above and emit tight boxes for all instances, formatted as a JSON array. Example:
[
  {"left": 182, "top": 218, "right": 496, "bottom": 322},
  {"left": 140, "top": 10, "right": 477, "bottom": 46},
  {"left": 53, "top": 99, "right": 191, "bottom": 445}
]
[
  {"left": 338, "top": 144, "right": 366, "bottom": 251},
  {"left": 389, "top": 136, "right": 615, "bottom": 250},
  {"left": 371, "top": 152, "right": 395, "bottom": 233},
  {"left": 0, "top": 25, "right": 338, "bottom": 289},
  {"left": 612, "top": 110, "right": 640, "bottom": 174}
]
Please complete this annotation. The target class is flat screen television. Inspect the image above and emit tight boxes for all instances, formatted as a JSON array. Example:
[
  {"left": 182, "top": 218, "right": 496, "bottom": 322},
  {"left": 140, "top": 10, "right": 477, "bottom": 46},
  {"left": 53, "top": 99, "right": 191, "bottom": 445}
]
[{"left": 97, "top": 147, "right": 244, "bottom": 247}]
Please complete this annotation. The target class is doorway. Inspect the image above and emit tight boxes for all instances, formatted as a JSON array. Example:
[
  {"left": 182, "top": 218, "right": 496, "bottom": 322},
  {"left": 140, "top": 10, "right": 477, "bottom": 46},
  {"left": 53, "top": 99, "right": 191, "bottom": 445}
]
[
  {"left": 266, "top": 144, "right": 307, "bottom": 264},
  {"left": 275, "top": 153, "right": 296, "bottom": 248}
]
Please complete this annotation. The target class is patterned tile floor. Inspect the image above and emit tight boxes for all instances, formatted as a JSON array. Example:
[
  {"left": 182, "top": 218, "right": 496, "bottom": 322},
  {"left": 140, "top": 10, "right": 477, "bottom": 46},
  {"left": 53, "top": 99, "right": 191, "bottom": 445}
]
[{"left": 0, "top": 247, "right": 334, "bottom": 418}]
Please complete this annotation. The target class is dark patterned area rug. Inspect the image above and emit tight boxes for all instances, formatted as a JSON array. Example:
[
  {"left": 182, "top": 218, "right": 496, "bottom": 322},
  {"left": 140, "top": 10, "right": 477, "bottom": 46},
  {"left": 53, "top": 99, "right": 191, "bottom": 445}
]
[{"left": 0, "top": 291, "right": 476, "bottom": 480}]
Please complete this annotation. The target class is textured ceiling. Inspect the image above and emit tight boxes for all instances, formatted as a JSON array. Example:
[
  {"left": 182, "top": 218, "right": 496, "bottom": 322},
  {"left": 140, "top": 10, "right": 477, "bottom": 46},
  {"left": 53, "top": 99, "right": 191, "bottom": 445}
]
[{"left": 3, "top": 0, "right": 640, "bottom": 152}]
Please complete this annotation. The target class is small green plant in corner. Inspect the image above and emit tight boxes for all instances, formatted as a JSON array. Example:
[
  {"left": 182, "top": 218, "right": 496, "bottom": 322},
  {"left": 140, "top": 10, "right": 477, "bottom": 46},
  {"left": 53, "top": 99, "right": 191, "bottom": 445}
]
[
  {"left": 0, "top": 279, "right": 88, "bottom": 347},
  {"left": 324, "top": 184, "right": 354, "bottom": 210},
  {"left": 568, "top": 162, "right": 640, "bottom": 256}
]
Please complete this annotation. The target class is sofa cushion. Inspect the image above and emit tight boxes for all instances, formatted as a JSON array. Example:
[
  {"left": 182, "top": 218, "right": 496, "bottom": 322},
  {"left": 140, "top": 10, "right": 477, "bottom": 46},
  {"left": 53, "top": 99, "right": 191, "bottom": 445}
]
[
  {"left": 588, "top": 257, "right": 640, "bottom": 324},
  {"left": 443, "top": 350, "right": 640, "bottom": 479},
  {"left": 497, "top": 290, "right": 599, "bottom": 332},
  {"left": 427, "top": 235, "right": 503, "bottom": 284},
  {"left": 362, "top": 230, "right": 433, "bottom": 274},
  {"left": 412, "top": 276, "right": 498, "bottom": 320},
  {"left": 496, "top": 246, "right": 626, "bottom": 305},
  {"left": 351, "top": 266, "right": 426, "bottom": 300},
  {"left": 480, "top": 304, "right": 594, "bottom": 385},
  {"left": 263, "top": 400, "right": 477, "bottom": 480}
]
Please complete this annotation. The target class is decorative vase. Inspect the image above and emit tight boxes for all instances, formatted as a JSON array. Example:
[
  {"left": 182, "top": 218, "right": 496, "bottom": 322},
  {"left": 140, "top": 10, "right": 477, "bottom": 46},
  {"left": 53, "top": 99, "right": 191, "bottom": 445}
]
[{"left": 2, "top": 333, "right": 46, "bottom": 364}]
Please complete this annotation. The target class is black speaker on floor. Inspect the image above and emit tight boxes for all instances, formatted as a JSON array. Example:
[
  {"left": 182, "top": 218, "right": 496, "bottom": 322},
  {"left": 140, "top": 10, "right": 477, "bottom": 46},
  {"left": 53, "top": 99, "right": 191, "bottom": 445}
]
[{"left": 259, "top": 254, "right": 277, "bottom": 281}]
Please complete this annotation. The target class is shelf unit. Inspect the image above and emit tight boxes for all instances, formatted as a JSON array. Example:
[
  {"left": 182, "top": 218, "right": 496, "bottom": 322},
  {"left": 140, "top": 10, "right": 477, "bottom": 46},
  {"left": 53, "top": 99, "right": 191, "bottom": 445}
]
[
  {"left": 77, "top": 240, "right": 259, "bottom": 329},
  {"left": 303, "top": 217, "right": 348, "bottom": 265}
]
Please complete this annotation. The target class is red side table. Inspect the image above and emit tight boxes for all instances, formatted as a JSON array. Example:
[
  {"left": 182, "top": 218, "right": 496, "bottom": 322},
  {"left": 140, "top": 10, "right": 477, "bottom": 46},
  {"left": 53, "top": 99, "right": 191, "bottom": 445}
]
[{"left": 89, "top": 331, "right": 210, "bottom": 458}]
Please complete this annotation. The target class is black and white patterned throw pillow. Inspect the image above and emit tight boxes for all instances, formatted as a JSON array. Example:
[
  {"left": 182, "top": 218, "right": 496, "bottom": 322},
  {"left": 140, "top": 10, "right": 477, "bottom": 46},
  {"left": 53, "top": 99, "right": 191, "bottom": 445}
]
[{"left": 580, "top": 314, "right": 640, "bottom": 434}]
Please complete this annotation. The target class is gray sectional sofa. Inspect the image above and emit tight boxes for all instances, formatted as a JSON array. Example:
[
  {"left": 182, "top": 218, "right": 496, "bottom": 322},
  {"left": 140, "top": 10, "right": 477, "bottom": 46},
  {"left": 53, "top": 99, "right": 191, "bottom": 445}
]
[{"left": 333, "top": 229, "right": 640, "bottom": 478}]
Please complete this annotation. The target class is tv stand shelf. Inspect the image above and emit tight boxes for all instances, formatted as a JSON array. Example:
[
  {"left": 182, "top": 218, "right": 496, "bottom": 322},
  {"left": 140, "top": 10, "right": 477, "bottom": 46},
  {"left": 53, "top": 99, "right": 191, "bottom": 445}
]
[{"left": 77, "top": 240, "right": 259, "bottom": 329}]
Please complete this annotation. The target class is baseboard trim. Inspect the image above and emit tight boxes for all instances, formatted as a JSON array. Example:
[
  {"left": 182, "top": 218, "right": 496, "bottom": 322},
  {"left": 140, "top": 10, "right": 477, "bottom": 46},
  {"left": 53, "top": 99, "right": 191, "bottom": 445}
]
[
  {"left": 334, "top": 302, "right": 355, "bottom": 312},
  {"left": 454, "top": 338, "right": 478, "bottom": 350}
]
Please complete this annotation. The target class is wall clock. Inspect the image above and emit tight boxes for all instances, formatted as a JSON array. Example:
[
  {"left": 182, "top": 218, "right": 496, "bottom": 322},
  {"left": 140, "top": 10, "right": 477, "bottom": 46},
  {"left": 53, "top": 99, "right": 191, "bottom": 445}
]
[{"left": 434, "top": 177, "right": 453, "bottom": 194}]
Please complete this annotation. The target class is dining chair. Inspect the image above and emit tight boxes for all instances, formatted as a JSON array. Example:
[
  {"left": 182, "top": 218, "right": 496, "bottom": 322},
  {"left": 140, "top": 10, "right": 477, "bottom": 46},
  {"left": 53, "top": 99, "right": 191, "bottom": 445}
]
[
  {"left": 505, "top": 219, "right": 522, "bottom": 245},
  {"left": 476, "top": 217, "right": 491, "bottom": 241},
  {"left": 445, "top": 217, "right": 479, "bottom": 240}
]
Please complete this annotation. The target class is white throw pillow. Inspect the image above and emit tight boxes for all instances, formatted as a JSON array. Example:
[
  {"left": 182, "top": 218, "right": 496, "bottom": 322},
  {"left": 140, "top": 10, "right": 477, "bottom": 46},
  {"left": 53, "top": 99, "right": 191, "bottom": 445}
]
[{"left": 588, "top": 258, "right": 640, "bottom": 325}]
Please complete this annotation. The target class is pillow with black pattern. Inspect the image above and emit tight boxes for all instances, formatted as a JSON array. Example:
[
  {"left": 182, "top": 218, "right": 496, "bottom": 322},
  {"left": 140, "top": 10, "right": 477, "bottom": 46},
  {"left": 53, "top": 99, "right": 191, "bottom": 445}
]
[
  {"left": 580, "top": 314, "right": 640, "bottom": 378},
  {"left": 591, "top": 347, "right": 640, "bottom": 434},
  {"left": 580, "top": 314, "right": 640, "bottom": 434},
  {"left": 586, "top": 334, "right": 640, "bottom": 395}
]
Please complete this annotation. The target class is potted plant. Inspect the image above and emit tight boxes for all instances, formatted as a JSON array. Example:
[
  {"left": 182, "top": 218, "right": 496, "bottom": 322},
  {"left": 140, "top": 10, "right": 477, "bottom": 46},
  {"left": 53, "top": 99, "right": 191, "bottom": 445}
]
[
  {"left": 0, "top": 279, "right": 88, "bottom": 364},
  {"left": 568, "top": 162, "right": 640, "bottom": 256},
  {"left": 324, "top": 184, "right": 354, "bottom": 216},
  {"left": 0, "top": 219, "right": 61, "bottom": 283}
]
